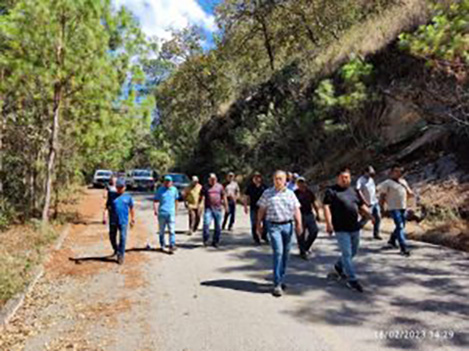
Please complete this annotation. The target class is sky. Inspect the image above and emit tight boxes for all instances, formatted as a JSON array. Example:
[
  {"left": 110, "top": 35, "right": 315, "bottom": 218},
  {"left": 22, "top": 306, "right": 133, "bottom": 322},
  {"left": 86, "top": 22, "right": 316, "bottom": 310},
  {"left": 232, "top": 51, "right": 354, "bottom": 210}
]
[{"left": 112, "top": 0, "right": 220, "bottom": 42}]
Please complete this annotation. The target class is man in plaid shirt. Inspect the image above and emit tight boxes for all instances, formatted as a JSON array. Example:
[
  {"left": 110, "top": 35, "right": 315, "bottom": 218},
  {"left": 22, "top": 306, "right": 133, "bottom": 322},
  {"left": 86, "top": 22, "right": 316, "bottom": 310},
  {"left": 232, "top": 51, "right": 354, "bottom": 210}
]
[{"left": 257, "top": 170, "right": 303, "bottom": 297}]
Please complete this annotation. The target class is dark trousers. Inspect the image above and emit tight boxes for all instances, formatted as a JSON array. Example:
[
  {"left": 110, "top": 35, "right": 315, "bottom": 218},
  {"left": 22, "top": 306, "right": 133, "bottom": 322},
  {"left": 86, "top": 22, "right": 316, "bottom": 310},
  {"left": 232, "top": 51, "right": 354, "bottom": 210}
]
[
  {"left": 222, "top": 198, "right": 236, "bottom": 230},
  {"left": 109, "top": 223, "right": 118, "bottom": 253},
  {"left": 298, "top": 213, "right": 319, "bottom": 254},
  {"left": 188, "top": 208, "right": 201, "bottom": 232},
  {"left": 250, "top": 207, "right": 268, "bottom": 243}
]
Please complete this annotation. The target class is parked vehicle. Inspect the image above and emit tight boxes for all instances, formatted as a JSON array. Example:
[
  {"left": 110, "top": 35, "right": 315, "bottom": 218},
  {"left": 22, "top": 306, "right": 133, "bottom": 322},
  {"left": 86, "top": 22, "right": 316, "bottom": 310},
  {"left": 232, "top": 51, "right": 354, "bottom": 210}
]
[
  {"left": 92, "top": 169, "right": 113, "bottom": 188},
  {"left": 126, "top": 169, "right": 156, "bottom": 191},
  {"left": 166, "top": 173, "right": 190, "bottom": 194}
]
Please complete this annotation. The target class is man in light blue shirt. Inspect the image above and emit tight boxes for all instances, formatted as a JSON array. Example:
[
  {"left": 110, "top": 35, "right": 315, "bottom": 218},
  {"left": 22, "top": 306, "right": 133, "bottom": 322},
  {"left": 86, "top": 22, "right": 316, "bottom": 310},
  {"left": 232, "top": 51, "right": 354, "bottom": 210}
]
[
  {"left": 111, "top": 178, "right": 135, "bottom": 265},
  {"left": 154, "top": 175, "right": 179, "bottom": 254}
]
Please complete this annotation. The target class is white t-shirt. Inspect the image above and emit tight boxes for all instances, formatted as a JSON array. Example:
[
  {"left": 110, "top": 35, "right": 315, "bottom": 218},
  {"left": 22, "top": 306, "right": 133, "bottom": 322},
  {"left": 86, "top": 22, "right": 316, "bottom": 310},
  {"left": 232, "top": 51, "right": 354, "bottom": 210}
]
[
  {"left": 356, "top": 176, "right": 378, "bottom": 205},
  {"left": 225, "top": 181, "right": 240, "bottom": 199},
  {"left": 378, "top": 179, "right": 410, "bottom": 210}
]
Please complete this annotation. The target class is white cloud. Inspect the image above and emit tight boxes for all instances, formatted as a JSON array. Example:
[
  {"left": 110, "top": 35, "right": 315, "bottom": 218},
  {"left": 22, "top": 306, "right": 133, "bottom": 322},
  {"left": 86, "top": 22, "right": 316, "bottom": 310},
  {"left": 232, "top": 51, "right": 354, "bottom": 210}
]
[{"left": 113, "top": 0, "right": 217, "bottom": 40}]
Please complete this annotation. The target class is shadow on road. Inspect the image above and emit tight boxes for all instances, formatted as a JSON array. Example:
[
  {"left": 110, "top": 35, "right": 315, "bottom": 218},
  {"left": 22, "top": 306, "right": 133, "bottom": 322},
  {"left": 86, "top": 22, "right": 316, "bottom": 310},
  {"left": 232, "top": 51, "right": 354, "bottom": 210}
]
[
  {"left": 69, "top": 255, "right": 117, "bottom": 264},
  {"left": 201, "top": 279, "right": 272, "bottom": 294}
]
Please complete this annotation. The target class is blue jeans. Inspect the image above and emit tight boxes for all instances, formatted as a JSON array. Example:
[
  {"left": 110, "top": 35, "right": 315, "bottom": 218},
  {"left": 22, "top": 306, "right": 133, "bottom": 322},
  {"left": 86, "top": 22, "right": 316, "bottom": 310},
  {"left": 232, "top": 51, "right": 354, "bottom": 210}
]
[
  {"left": 117, "top": 224, "right": 128, "bottom": 257},
  {"left": 158, "top": 213, "right": 176, "bottom": 249},
  {"left": 390, "top": 209, "right": 407, "bottom": 251},
  {"left": 203, "top": 208, "right": 223, "bottom": 244},
  {"left": 250, "top": 208, "right": 267, "bottom": 243},
  {"left": 222, "top": 198, "right": 236, "bottom": 230},
  {"left": 359, "top": 204, "right": 381, "bottom": 237},
  {"left": 335, "top": 231, "right": 360, "bottom": 282},
  {"left": 268, "top": 222, "right": 294, "bottom": 286},
  {"left": 109, "top": 223, "right": 118, "bottom": 253}
]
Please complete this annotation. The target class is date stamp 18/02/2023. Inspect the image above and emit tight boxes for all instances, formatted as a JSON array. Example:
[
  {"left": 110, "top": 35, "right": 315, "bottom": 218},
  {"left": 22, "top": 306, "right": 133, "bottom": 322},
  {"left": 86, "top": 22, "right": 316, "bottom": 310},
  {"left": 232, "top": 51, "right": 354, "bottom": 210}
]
[{"left": 375, "top": 329, "right": 455, "bottom": 341}]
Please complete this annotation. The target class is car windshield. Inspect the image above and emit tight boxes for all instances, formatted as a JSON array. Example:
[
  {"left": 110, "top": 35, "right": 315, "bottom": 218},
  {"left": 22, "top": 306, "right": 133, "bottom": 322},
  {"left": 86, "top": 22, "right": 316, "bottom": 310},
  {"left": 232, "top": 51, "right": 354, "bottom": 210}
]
[
  {"left": 134, "top": 171, "right": 152, "bottom": 177},
  {"left": 169, "top": 174, "right": 189, "bottom": 183},
  {"left": 96, "top": 171, "right": 112, "bottom": 177}
]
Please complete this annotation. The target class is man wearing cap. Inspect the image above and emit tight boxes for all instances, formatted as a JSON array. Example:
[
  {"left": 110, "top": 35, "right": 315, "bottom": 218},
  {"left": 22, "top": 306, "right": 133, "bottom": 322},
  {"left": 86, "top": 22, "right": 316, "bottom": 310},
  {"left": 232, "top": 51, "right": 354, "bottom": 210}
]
[
  {"left": 244, "top": 172, "right": 268, "bottom": 244},
  {"left": 294, "top": 177, "right": 321, "bottom": 260},
  {"left": 257, "top": 170, "right": 302, "bottom": 297},
  {"left": 287, "top": 172, "right": 299, "bottom": 191},
  {"left": 184, "top": 176, "right": 203, "bottom": 235},
  {"left": 154, "top": 175, "right": 179, "bottom": 254},
  {"left": 357, "top": 166, "right": 382, "bottom": 240},
  {"left": 109, "top": 178, "right": 135, "bottom": 264},
  {"left": 222, "top": 172, "right": 240, "bottom": 231},
  {"left": 199, "top": 173, "right": 228, "bottom": 248}
]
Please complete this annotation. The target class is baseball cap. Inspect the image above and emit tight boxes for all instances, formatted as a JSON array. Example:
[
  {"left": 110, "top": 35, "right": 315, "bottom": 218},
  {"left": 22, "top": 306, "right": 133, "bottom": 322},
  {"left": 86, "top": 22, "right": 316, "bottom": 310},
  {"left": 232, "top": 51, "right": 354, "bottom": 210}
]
[
  {"left": 228, "top": 172, "right": 235, "bottom": 177},
  {"left": 164, "top": 175, "right": 173, "bottom": 182},
  {"left": 253, "top": 171, "right": 262, "bottom": 177},
  {"left": 116, "top": 177, "right": 126, "bottom": 187},
  {"left": 209, "top": 173, "right": 217, "bottom": 179},
  {"left": 297, "top": 176, "right": 306, "bottom": 183},
  {"left": 192, "top": 175, "right": 199, "bottom": 182}
]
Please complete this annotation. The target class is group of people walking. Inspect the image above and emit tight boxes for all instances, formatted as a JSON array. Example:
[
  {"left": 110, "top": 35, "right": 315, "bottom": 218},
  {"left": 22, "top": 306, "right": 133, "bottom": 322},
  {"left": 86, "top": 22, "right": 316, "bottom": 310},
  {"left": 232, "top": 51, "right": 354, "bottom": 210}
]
[{"left": 103, "top": 163, "right": 415, "bottom": 296}]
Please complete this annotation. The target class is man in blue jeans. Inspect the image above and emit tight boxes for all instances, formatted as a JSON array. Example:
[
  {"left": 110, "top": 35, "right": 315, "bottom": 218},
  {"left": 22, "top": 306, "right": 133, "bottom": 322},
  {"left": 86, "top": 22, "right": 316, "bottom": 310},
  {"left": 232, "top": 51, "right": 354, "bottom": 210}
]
[
  {"left": 199, "top": 173, "right": 228, "bottom": 248},
  {"left": 111, "top": 178, "right": 135, "bottom": 265},
  {"left": 378, "top": 164, "right": 414, "bottom": 256},
  {"left": 257, "top": 170, "right": 302, "bottom": 297},
  {"left": 154, "top": 175, "right": 179, "bottom": 254},
  {"left": 324, "top": 167, "right": 372, "bottom": 293}
]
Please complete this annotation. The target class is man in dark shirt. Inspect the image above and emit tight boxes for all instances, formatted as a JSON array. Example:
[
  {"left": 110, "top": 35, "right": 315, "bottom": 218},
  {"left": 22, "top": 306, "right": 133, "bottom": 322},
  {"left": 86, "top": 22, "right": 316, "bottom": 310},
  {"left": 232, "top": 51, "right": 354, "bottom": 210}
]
[
  {"left": 323, "top": 167, "right": 372, "bottom": 293},
  {"left": 243, "top": 172, "right": 268, "bottom": 244},
  {"left": 294, "top": 177, "right": 321, "bottom": 260},
  {"left": 104, "top": 176, "right": 119, "bottom": 256}
]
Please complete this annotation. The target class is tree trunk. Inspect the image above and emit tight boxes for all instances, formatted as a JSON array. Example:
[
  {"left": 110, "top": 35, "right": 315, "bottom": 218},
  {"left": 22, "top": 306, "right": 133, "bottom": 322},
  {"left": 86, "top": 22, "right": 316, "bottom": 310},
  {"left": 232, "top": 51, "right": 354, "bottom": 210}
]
[
  {"left": 42, "top": 83, "right": 62, "bottom": 222},
  {"left": 258, "top": 16, "right": 275, "bottom": 71}
]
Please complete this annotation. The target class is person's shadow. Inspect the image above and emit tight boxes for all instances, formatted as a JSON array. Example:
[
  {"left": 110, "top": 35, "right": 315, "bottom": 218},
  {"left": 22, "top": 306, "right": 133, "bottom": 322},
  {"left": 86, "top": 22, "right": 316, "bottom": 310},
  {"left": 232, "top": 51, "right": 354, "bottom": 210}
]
[{"left": 201, "top": 279, "right": 272, "bottom": 294}]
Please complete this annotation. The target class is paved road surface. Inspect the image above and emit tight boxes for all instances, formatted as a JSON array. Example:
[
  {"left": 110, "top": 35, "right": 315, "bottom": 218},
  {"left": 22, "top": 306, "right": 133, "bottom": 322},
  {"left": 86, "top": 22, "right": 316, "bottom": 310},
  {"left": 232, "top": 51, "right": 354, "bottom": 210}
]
[{"left": 2, "top": 191, "right": 469, "bottom": 351}]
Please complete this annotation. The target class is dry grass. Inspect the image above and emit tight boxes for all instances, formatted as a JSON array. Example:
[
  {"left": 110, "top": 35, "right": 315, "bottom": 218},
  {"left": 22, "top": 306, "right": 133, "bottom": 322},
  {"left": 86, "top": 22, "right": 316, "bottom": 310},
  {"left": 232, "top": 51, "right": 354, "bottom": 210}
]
[
  {"left": 0, "top": 225, "right": 57, "bottom": 305},
  {"left": 303, "top": 0, "right": 430, "bottom": 79}
]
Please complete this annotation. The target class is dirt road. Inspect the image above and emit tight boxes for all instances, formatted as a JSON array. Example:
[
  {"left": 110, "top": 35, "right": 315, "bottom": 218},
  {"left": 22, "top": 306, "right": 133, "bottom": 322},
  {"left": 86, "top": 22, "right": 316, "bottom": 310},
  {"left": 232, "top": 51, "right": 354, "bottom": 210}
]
[{"left": 1, "top": 190, "right": 469, "bottom": 351}]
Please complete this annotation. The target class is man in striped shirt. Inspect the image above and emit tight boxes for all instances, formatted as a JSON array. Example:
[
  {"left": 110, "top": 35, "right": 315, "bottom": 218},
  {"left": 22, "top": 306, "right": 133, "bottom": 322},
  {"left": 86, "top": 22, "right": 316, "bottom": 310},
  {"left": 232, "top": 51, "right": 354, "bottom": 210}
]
[{"left": 257, "top": 170, "right": 302, "bottom": 297}]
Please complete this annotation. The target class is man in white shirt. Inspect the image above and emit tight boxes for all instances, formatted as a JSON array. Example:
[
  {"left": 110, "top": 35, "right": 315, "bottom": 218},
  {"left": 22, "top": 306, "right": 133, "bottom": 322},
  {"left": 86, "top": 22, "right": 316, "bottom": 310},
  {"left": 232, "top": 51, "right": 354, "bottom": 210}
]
[
  {"left": 356, "top": 166, "right": 382, "bottom": 240},
  {"left": 378, "top": 164, "right": 414, "bottom": 256},
  {"left": 222, "top": 172, "right": 240, "bottom": 231}
]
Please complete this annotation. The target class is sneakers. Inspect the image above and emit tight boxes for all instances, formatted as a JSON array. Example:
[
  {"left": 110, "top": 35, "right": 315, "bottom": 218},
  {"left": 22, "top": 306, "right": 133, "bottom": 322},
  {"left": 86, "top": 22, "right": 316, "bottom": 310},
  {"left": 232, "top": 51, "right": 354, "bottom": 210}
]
[
  {"left": 281, "top": 283, "right": 288, "bottom": 291},
  {"left": 272, "top": 285, "right": 283, "bottom": 297},
  {"left": 117, "top": 255, "right": 124, "bottom": 265},
  {"left": 299, "top": 252, "right": 309, "bottom": 261},
  {"left": 400, "top": 249, "right": 411, "bottom": 257},
  {"left": 168, "top": 246, "right": 176, "bottom": 255},
  {"left": 346, "top": 280, "right": 364, "bottom": 293},
  {"left": 203, "top": 241, "right": 210, "bottom": 247},
  {"left": 212, "top": 242, "right": 219, "bottom": 249},
  {"left": 334, "top": 263, "right": 347, "bottom": 280},
  {"left": 387, "top": 241, "right": 398, "bottom": 248}
]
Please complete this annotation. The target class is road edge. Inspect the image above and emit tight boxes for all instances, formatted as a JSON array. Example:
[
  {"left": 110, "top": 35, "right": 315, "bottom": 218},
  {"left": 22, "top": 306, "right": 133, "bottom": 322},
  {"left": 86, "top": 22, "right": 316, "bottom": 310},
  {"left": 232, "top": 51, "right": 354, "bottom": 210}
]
[{"left": 0, "top": 224, "right": 71, "bottom": 328}]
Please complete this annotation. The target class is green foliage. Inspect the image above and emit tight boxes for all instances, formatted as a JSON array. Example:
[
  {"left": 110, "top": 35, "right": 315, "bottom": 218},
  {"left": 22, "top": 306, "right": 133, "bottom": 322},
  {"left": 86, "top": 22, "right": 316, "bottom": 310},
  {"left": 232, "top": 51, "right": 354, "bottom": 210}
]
[
  {"left": 399, "top": 1, "right": 469, "bottom": 67},
  {"left": 0, "top": 0, "right": 170, "bottom": 223},
  {"left": 315, "top": 58, "right": 373, "bottom": 112}
]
